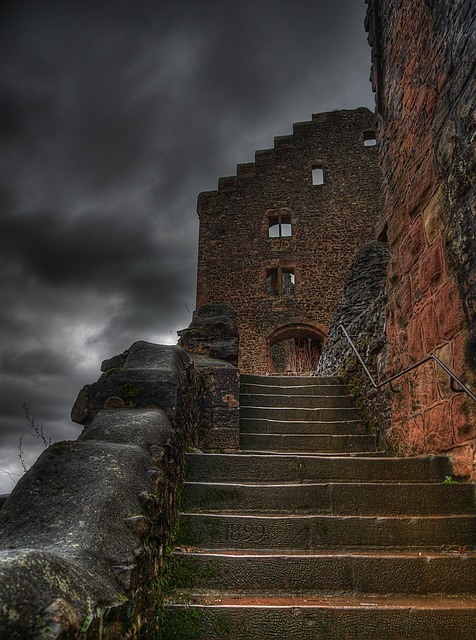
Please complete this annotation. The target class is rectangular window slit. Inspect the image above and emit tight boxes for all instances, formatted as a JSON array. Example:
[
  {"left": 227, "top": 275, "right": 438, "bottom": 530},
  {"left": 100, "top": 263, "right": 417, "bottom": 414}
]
[
  {"left": 312, "top": 166, "right": 324, "bottom": 185},
  {"left": 363, "top": 131, "right": 377, "bottom": 146}
]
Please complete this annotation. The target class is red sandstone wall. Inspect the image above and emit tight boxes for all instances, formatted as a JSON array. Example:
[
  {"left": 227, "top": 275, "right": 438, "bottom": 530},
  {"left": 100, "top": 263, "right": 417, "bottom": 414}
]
[
  {"left": 366, "top": 0, "right": 476, "bottom": 476},
  {"left": 196, "top": 109, "right": 383, "bottom": 374}
]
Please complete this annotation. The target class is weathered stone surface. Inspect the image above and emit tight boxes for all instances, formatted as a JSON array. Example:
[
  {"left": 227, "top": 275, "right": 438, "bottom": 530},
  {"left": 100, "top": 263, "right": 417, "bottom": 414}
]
[
  {"left": 71, "top": 342, "right": 201, "bottom": 440},
  {"left": 79, "top": 408, "right": 174, "bottom": 449},
  {"left": 163, "top": 603, "right": 476, "bottom": 640},
  {"left": 0, "top": 549, "right": 121, "bottom": 640},
  {"left": 0, "top": 344, "right": 203, "bottom": 638},
  {"left": 324, "top": 241, "right": 390, "bottom": 330},
  {"left": 186, "top": 452, "right": 452, "bottom": 484},
  {"left": 178, "top": 302, "right": 239, "bottom": 366},
  {"left": 170, "top": 550, "right": 476, "bottom": 595},
  {"left": 192, "top": 355, "right": 240, "bottom": 450},
  {"left": 101, "top": 349, "right": 128, "bottom": 372},
  {"left": 124, "top": 340, "right": 190, "bottom": 373},
  {"left": 0, "top": 423, "right": 168, "bottom": 638},
  {"left": 366, "top": 0, "right": 476, "bottom": 475},
  {"left": 318, "top": 241, "right": 391, "bottom": 448}
]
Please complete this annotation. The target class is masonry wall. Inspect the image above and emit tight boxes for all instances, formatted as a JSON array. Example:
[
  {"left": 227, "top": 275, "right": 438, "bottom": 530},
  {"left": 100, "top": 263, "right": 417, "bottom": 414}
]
[
  {"left": 366, "top": 0, "right": 476, "bottom": 475},
  {"left": 196, "top": 108, "right": 383, "bottom": 374}
]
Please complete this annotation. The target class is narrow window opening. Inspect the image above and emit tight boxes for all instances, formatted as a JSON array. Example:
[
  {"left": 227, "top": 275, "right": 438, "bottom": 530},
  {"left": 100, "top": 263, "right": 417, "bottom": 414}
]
[
  {"left": 312, "top": 166, "right": 324, "bottom": 185},
  {"left": 268, "top": 220, "right": 280, "bottom": 238},
  {"left": 363, "top": 131, "right": 377, "bottom": 146},
  {"left": 266, "top": 269, "right": 279, "bottom": 295},
  {"left": 282, "top": 269, "right": 295, "bottom": 295},
  {"left": 266, "top": 267, "right": 295, "bottom": 296},
  {"left": 268, "top": 215, "right": 292, "bottom": 238}
]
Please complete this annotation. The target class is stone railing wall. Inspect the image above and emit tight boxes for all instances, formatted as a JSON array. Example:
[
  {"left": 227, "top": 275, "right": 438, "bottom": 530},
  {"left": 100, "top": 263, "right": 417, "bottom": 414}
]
[{"left": 0, "top": 340, "right": 239, "bottom": 639}]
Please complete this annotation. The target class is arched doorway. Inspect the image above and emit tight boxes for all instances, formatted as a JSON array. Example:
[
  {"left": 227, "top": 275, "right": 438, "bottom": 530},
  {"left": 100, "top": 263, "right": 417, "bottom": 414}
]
[{"left": 267, "top": 323, "right": 327, "bottom": 375}]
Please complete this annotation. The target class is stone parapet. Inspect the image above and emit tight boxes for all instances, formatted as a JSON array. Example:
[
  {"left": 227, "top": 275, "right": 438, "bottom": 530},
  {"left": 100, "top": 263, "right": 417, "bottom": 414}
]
[{"left": 0, "top": 343, "right": 205, "bottom": 638}]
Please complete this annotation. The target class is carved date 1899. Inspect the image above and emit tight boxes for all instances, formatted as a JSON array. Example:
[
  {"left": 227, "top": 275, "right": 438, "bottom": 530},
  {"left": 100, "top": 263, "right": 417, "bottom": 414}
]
[{"left": 225, "top": 522, "right": 265, "bottom": 542}]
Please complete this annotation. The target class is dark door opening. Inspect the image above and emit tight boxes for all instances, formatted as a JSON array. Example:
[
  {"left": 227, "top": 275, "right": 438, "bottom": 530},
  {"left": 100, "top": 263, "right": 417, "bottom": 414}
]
[{"left": 269, "top": 336, "right": 322, "bottom": 375}]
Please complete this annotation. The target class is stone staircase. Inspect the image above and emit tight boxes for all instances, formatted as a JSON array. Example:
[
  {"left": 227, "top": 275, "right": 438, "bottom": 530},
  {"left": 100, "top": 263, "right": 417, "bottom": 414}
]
[{"left": 162, "top": 374, "right": 476, "bottom": 639}]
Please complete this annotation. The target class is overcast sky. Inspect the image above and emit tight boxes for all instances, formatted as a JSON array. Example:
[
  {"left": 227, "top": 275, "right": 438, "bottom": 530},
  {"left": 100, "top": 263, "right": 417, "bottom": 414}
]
[{"left": 0, "top": 0, "right": 374, "bottom": 492}]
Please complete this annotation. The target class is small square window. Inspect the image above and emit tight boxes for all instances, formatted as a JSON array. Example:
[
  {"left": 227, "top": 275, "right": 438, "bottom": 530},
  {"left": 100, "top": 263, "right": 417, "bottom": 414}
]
[{"left": 268, "top": 216, "right": 292, "bottom": 238}]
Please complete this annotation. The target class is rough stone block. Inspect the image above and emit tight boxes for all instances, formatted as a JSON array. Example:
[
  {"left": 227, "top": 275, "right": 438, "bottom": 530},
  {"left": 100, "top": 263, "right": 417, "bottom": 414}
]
[
  {"left": 451, "top": 394, "right": 476, "bottom": 444},
  {"left": 79, "top": 408, "right": 174, "bottom": 450},
  {"left": 424, "top": 402, "right": 454, "bottom": 451},
  {"left": 422, "top": 187, "right": 445, "bottom": 245},
  {"left": 0, "top": 431, "right": 169, "bottom": 638},
  {"left": 435, "top": 280, "right": 465, "bottom": 341},
  {"left": 200, "top": 427, "right": 239, "bottom": 451},
  {"left": 434, "top": 342, "right": 454, "bottom": 399},
  {"left": 450, "top": 443, "right": 476, "bottom": 479},
  {"left": 420, "top": 236, "right": 446, "bottom": 294},
  {"left": 406, "top": 317, "right": 424, "bottom": 361},
  {"left": 408, "top": 362, "right": 440, "bottom": 410},
  {"left": 408, "top": 414, "right": 426, "bottom": 455},
  {"left": 420, "top": 300, "right": 441, "bottom": 353}
]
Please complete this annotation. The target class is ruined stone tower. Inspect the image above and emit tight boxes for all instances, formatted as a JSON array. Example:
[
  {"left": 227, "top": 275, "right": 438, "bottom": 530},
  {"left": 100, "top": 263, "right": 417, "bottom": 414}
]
[{"left": 196, "top": 107, "right": 383, "bottom": 374}]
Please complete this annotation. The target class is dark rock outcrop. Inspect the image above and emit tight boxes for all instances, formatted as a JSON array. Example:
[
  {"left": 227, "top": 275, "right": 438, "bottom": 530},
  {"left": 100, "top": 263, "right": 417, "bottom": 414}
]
[
  {"left": 178, "top": 302, "right": 239, "bottom": 366},
  {"left": 318, "top": 241, "right": 391, "bottom": 446}
]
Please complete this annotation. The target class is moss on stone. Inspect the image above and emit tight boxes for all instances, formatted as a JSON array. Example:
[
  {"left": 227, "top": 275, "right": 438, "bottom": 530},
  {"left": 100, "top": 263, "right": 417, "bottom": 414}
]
[{"left": 119, "top": 384, "right": 143, "bottom": 399}]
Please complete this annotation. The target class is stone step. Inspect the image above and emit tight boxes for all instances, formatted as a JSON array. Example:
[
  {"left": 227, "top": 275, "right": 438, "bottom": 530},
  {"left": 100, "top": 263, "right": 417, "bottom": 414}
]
[
  {"left": 163, "top": 594, "right": 476, "bottom": 640},
  {"left": 241, "top": 382, "right": 350, "bottom": 396},
  {"left": 240, "top": 405, "right": 361, "bottom": 421},
  {"left": 182, "top": 481, "right": 476, "bottom": 516},
  {"left": 186, "top": 453, "right": 453, "bottom": 483},
  {"left": 240, "top": 374, "right": 342, "bottom": 386},
  {"left": 177, "top": 512, "right": 476, "bottom": 550},
  {"left": 169, "top": 549, "right": 476, "bottom": 595},
  {"left": 240, "top": 417, "right": 366, "bottom": 434},
  {"left": 240, "top": 393, "right": 355, "bottom": 408},
  {"left": 239, "top": 433, "right": 376, "bottom": 453}
]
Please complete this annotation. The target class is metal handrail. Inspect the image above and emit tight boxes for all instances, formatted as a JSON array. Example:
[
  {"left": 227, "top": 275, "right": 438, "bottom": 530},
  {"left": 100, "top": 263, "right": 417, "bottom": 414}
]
[{"left": 336, "top": 323, "right": 476, "bottom": 403}]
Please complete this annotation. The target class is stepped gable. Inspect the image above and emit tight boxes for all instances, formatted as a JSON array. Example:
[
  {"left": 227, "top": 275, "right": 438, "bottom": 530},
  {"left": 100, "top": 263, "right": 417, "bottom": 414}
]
[
  {"left": 195, "top": 108, "right": 383, "bottom": 375},
  {"left": 163, "top": 374, "right": 476, "bottom": 639}
]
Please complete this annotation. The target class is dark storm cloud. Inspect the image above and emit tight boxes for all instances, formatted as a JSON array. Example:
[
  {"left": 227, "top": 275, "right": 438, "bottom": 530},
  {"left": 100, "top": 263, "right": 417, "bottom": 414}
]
[{"left": 0, "top": 0, "right": 374, "bottom": 491}]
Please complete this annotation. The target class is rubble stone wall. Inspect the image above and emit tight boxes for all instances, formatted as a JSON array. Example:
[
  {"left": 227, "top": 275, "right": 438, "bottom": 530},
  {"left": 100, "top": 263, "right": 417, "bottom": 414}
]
[{"left": 196, "top": 108, "right": 383, "bottom": 374}]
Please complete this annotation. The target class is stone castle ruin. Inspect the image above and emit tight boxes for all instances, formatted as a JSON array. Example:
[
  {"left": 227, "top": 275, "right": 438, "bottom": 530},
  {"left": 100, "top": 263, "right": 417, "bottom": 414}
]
[
  {"left": 1, "top": 1, "right": 475, "bottom": 638},
  {"left": 194, "top": 108, "right": 383, "bottom": 375}
]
